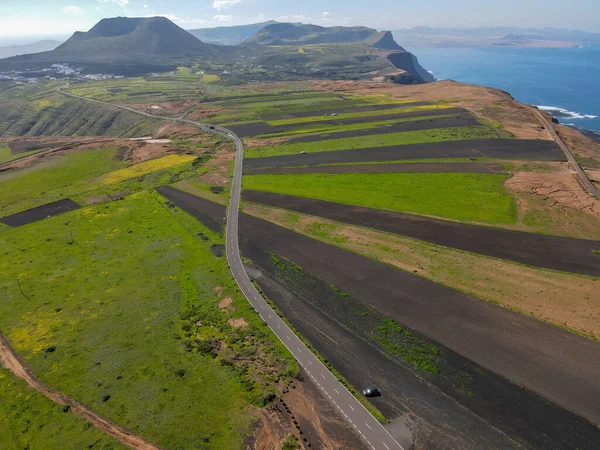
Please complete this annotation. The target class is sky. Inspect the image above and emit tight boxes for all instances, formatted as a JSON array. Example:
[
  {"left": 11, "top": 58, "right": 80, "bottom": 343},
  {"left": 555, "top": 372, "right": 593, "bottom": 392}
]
[{"left": 0, "top": 0, "right": 599, "bottom": 41}]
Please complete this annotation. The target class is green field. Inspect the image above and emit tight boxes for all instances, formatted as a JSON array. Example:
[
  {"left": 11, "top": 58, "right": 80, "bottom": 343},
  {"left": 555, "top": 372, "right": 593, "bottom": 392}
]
[
  {"left": 0, "top": 191, "right": 296, "bottom": 449},
  {"left": 266, "top": 104, "right": 451, "bottom": 126},
  {"left": 0, "top": 148, "right": 125, "bottom": 217},
  {"left": 246, "top": 126, "right": 500, "bottom": 158},
  {"left": 0, "top": 145, "right": 47, "bottom": 164},
  {"left": 253, "top": 114, "right": 457, "bottom": 139},
  {"left": 208, "top": 93, "right": 409, "bottom": 124},
  {"left": 0, "top": 145, "right": 217, "bottom": 218},
  {"left": 0, "top": 368, "right": 126, "bottom": 450},
  {"left": 244, "top": 172, "right": 517, "bottom": 224}
]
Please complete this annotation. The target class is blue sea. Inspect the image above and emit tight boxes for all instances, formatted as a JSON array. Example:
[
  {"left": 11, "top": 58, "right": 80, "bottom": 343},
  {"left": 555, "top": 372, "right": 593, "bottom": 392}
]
[{"left": 409, "top": 44, "right": 600, "bottom": 133}]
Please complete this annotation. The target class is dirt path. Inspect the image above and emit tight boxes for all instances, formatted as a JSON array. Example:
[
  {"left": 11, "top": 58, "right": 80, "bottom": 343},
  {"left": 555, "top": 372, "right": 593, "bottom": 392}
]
[{"left": 0, "top": 332, "right": 162, "bottom": 450}]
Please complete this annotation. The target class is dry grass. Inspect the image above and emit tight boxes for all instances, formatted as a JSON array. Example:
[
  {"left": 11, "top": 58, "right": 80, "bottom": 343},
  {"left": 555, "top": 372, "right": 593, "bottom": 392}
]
[
  {"left": 244, "top": 203, "right": 600, "bottom": 339},
  {"left": 308, "top": 79, "right": 552, "bottom": 140}
]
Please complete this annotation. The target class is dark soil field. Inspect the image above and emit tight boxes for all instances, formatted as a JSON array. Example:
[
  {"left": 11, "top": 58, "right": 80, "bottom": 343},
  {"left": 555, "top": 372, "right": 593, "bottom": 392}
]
[
  {"left": 228, "top": 110, "right": 473, "bottom": 138},
  {"left": 0, "top": 198, "right": 81, "bottom": 227},
  {"left": 8, "top": 141, "right": 67, "bottom": 154},
  {"left": 246, "top": 251, "right": 600, "bottom": 450},
  {"left": 244, "top": 139, "right": 565, "bottom": 168},
  {"left": 288, "top": 113, "right": 476, "bottom": 143},
  {"left": 244, "top": 162, "right": 508, "bottom": 176},
  {"left": 261, "top": 101, "right": 433, "bottom": 120},
  {"left": 154, "top": 187, "right": 600, "bottom": 449},
  {"left": 236, "top": 213, "right": 600, "bottom": 427},
  {"left": 155, "top": 186, "right": 225, "bottom": 233},
  {"left": 242, "top": 191, "right": 600, "bottom": 277}
]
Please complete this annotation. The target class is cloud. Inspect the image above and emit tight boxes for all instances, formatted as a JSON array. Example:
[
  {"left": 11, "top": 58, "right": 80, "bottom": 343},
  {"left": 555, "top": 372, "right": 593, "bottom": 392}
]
[
  {"left": 63, "top": 6, "right": 84, "bottom": 15},
  {"left": 97, "top": 0, "right": 129, "bottom": 6},
  {"left": 213, "top": 15, "right": 234, "bottom": 23},
  {"left": 212, "top": 0, "right": 243, "bottom": 11}
]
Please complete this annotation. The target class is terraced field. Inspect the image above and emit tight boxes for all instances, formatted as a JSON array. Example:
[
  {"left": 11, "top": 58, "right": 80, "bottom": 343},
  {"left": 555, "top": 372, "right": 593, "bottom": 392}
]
[{"left": 244, "top": 172, "right": 516, "bottom": 224}]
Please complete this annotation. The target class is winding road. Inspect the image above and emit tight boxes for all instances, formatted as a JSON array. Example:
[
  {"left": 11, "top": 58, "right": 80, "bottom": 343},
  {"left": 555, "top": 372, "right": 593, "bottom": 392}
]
[{"left": 57, "top": 87, "right": 405, "bottom": 450}]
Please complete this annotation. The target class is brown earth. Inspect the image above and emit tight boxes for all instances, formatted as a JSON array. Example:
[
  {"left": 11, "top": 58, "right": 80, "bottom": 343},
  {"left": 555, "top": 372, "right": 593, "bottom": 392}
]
[
  {"left": 198, "top": 141, "right": 235, "bottom": 186},
  {"left": 0, "top": 332, "right": 161, "bottom": 450},
  {"left": 218, "top": 296, "right": 233, "bottom": 310},
  {"left": 506, "top": 168, "right": 600, "bottom": 219},
  {"left": 554, "top": 122, "right": 600, "bottom": 164},
  {"left": 250, "top": 374, "right": 367, "bottom": 450},
  {"left": 124, "top": 101, "right": 202, "bottom": 118},
  {"left": 228, "top": 318, "right": 248, "bottom": 328}
]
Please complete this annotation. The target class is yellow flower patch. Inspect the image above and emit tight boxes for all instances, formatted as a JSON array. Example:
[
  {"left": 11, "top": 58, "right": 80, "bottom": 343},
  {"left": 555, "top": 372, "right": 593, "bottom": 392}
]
[{"left": 97, "top": 154, "right": 196, "bottom": 185}]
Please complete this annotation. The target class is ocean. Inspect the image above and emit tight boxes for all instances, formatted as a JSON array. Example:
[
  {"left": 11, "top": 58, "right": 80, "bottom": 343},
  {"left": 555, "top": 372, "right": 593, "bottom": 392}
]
[{"left": 408, "top": 44, "right": 600, "bottom": 135}]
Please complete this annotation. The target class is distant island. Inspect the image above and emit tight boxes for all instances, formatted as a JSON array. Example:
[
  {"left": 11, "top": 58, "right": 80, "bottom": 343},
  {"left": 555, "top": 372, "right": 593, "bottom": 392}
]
[{"left": 392, "top": 26, "right": 600, "bottom": 48}]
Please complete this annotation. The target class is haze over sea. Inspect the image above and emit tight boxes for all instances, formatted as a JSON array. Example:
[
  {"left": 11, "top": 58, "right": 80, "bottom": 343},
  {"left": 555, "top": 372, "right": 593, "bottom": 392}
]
[{"left": 409, "top": 44, "right": 600, "bottom": 134}]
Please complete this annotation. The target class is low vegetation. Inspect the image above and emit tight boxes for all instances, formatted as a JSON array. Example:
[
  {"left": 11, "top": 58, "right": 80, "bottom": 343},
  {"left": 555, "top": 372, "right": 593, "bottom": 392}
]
[
  {"left": 244, "top": 172, "right": 516, "bottom": 224},
  {"left": 254, "top": 113, "right": 457, "bottom": 139},
  {"left": 0, "top": 368, "right": 125, "bottom": 450},
  {"left": 266, "top": 103, "right": 451, "bottom": 126},
  {"left": 95, "top": 154, "right": 197, "bottom": 185},
  {"left": 0, "top": 192, "right": 297, "bottom": 449},
  {"left": 0, "top": 148, "right": 125, "bottom": 217},
  {"left": 0, "top": 83, "right": 158, "bottom": 137},
  {"left": 246, "top": 126, "right": 499, "bottom": 158}
]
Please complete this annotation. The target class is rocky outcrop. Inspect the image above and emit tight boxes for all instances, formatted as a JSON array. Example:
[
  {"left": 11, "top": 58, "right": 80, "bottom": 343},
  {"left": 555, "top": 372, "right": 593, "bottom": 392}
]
[
  {"left": 387, "top": 51, "right": 435, "bottom": 84},
  {"left": 364, "top": 31, "right": 405, "bottom": 51}
]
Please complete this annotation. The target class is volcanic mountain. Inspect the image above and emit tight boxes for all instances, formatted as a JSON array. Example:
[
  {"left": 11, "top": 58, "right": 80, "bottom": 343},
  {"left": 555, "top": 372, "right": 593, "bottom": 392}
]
[{"left": 53, "top": 17, "right": 219, "bottom": 59}]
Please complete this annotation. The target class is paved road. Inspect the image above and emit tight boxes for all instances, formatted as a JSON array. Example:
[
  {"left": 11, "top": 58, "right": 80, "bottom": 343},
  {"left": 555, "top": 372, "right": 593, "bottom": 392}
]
[
  {"left": 531, "top": 106, "right": 600, "bottom": 198},
  {"left": 495, "top": 89, "right": 600, "bottom": 198},
  {"left": 57, "top": 87, "right": 405, "bottom": 450}
]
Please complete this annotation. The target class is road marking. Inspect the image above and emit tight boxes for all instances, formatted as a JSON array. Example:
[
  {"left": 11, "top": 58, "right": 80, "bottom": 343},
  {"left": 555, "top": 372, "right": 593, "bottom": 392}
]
[
  {"left": 61, "top": 90, "right": 409, "bottom": 450},
  {"left": 334, "top": 388, "right": 339, "bottom": 394},
  {"left": 286, "top": 336, "right": 290, "bottom": 340},
  {"left": 308, "top": 360, "right": 313, "bottom": 365},
  {"left": 277, "top": 324, "right": 281, "bottom": 329},
  {"left": 348, "top": 404, "right": 354, "bottom": 411},
  {"left": 297, "top": 347, "right": 302, "bottom": 352},
  {"left": 320, "top": 373, "right": 326, "bottom": 379},
  {"left": 365, "top": 422, "right": 372, "bottom": 429}
]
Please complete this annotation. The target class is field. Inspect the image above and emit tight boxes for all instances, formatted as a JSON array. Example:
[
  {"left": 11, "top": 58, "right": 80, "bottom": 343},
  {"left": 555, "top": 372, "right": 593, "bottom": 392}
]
[
  {"left": 245, "top": 203, "right": 600, "bottom": 339},
  {"left": 242, "top": 191, "right": 600, "bottom": 276},
  {"left": 250, "top": 113, "right": 463, "bottom": 139},
  {"left": 245, "top": 126, "right": 499, "bottom": 158},
  {"left": 0, "top": 83, "right": 160, "bottom": 137},
  {"left": 0, "top": 191, "right": 297, "bottom": 449},
  {"left": 244, "top": 172, "right": 516, "bottom": 224},
  {"left": 0, "top": 368, "right": 126, "bottom": 450},
  {"left": 265, "top": 104, "right": 453, "bottom": 126},
  {"left": 0, "top": 148, "right": 125, "bottom": 217}
]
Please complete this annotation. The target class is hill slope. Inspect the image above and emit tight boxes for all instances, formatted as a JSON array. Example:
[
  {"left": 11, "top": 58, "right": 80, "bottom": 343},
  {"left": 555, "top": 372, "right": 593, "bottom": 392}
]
[
  {"left": 364, "top": 31, "right": 405, "bottom": 51},
  {"left": 54, "top": 17, "right": 217, "bottom": 59},
  {"left": 244, "top": 23, "right": 377, "bottom": 46},
  {"left": 0, "top": 40, "right": 62, "bottom": 59},
  {"left": 188, "top": 21, "right": 278, "bottom": 45}
]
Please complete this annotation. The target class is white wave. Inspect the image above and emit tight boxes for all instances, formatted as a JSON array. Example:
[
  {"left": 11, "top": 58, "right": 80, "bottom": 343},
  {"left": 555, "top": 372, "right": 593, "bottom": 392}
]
[
  {"left": 427, "top": 70, "right": 434, "bottom": 74},
  {"left": 537, "top": 105, "right": 598, "bottom": 120}
]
